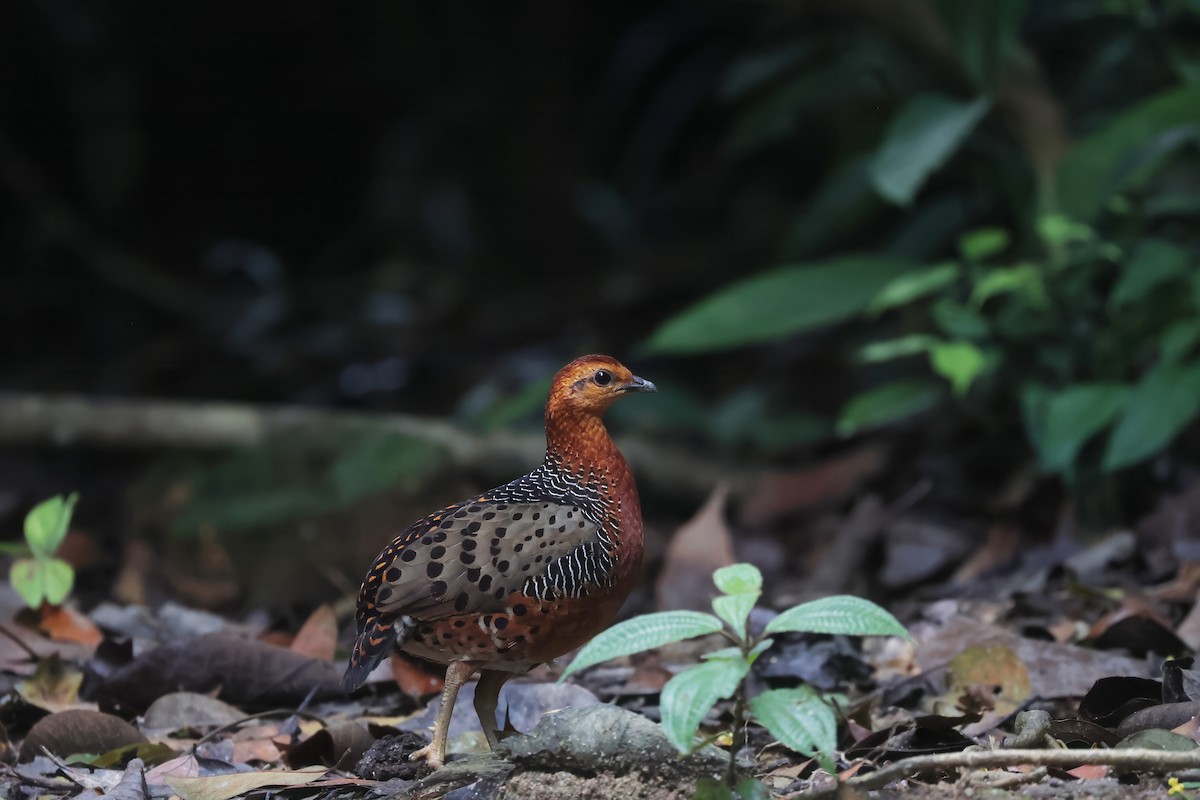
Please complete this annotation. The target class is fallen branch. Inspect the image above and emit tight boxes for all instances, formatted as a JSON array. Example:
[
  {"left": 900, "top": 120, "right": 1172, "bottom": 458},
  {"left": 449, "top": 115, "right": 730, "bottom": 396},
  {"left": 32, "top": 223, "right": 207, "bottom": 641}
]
[
  {"left": 0, "top": 391, "right": 742, "bottom": 501},
  {"left": 845, "top": 748, "right": 1200, "bottom": 791}
]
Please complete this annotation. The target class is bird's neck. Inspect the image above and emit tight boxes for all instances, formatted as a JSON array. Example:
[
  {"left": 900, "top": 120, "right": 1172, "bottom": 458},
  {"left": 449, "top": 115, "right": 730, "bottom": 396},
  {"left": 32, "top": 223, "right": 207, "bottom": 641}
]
[
  {"left": 544, "top": 405, "right": 644, "bottom": 584},
  {"left": 544, "top": 407, "right": 622, "bottom": 480}
]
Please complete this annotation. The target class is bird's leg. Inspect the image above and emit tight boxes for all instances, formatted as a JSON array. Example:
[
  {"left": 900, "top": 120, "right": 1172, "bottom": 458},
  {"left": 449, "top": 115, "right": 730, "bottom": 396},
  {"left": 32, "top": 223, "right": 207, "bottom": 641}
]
[
  {"left": 410, "top": 660, "right": 477, "bottom": 769},
  {"left": 473, "top": 670, "right": 515, "bottom": 749}
]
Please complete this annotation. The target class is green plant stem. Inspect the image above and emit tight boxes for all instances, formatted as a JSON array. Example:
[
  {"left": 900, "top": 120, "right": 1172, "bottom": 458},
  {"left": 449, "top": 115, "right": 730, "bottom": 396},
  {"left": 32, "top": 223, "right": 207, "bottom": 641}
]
[{"left": 726, "top": 682, "right": 749, "bottom": 787}]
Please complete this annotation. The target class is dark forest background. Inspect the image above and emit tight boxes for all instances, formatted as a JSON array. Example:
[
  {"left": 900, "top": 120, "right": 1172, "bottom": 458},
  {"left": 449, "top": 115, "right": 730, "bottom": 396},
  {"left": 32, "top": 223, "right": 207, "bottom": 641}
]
[{"left": 2, "top": 0, "right": 1200, "bottom": 617}]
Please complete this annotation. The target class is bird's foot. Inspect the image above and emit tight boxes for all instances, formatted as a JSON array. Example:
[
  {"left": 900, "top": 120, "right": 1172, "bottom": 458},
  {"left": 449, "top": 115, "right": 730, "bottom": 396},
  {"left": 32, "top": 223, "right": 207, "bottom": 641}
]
[{"left": 408, "top": 742, "right": 444, "bottom": 770}]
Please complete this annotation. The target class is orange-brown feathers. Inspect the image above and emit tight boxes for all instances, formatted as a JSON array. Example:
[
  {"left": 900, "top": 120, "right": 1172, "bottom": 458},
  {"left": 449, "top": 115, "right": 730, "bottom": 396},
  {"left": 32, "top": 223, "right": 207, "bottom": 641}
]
[{"left": 544, "top": 355, "right": 655, "bottom": 473}]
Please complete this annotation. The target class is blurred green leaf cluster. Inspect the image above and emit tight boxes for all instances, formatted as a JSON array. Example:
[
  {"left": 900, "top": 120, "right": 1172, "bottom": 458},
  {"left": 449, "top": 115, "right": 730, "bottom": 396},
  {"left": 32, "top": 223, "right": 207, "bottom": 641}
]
[
  {"left": 637, "top": 1, "right": 1200, "bottom": 499},
  {"left": 9, "top": 494, "right": 78, "bottom": 608},
  {"left": 168, "top": 432, "right": 444, "bottom": 535}
]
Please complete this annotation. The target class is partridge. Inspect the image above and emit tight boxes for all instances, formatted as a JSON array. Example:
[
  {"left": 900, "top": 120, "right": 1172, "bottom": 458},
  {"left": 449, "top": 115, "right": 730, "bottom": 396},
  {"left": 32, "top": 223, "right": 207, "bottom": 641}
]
[{"left": 343, "top": 355, "right": 655, "bottom": 768}]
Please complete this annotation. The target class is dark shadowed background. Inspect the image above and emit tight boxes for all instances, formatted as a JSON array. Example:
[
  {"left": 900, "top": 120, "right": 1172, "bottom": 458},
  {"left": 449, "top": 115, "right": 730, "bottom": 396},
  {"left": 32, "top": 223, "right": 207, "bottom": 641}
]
[{"left": 2, "top": 0, "right": 1199, "bottom": 618}]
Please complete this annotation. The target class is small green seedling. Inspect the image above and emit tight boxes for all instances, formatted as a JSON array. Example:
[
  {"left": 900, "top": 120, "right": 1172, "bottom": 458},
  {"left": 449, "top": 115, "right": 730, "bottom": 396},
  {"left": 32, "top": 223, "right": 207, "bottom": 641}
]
[
  {"left": 561, "top": 563, "right": 908, "bottom": 780},
  {"left": 9, "top": 494, "right": 78, "bottom": 608}
]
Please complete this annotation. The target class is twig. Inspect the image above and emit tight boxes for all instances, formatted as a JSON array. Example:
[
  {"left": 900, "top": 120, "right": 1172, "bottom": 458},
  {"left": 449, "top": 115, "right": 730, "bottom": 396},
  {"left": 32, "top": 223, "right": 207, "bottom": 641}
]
[
  {"left": 0, "top": 624, "right": 42, "bottom": 662},
  {"left": 0, "top": 391, "right": 743, "bottom": 501},
  {"left": 845, "top": 748, "right": 1200, "bottom": 791}
]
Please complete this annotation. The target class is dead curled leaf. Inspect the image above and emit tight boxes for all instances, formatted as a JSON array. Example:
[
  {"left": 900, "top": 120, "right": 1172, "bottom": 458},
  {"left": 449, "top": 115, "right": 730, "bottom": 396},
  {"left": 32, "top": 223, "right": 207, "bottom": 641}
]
[
  {"left": 289, "top": 603, "right": 338, "bottom": 662},
  {"left": 19, "top": 708, "right": 147, "bottom": 762},
  {"left": 655, "top": 484, "right": 734, "bottom": 612},
  {"left": 285, "top": 721, "right": 375, "bottom": 769},
  {"left": 100, "top": 632, "right": 342, "bottom": 712}
]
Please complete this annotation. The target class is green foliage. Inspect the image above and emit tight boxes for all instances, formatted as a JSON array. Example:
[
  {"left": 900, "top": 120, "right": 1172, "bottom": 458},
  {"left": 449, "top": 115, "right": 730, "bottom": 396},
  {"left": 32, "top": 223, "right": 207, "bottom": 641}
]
[
  {"left": 562, "top": 563, "right": 907, "bottom": 781},
  {"left": 1055, "top": 86, "right": 1200, "bottom": 220},
  {"left": 639, "top": 4, "right": 1200, "bottom": 516},
  {"left": 560, "top": 611, "right": 725, "bottom": 678},
  {"left": 932, "top": 0, "right": 1026, "bottom": 89},
  {"left": 170, "top": 431, "right": 445, "bottom": 534},
  {"left": 836, "top": 381, "right": 943, "bottom": 436},
  {"left": 10, "top": 494, "right": 78, "bottom": 608},
  {"left": 643, "top": 256, "right": 911, "bottom": 354},
  {"left": 869, "top": 93, "right": 990, "bottom": 206}
]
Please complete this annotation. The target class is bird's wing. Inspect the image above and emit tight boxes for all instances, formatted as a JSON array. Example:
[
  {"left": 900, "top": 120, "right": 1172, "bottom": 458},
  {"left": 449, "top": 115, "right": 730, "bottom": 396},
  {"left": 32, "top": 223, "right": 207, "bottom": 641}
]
[{"left": 363, "top": 496, "right": 617, "bottom": 621}]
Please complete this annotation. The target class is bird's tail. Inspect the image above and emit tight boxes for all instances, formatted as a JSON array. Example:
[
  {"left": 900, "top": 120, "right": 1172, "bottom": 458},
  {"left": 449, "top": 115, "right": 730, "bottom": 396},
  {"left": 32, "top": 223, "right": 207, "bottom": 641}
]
[{"left": 342, "top": 615, "right": 401, "bottom": 693}]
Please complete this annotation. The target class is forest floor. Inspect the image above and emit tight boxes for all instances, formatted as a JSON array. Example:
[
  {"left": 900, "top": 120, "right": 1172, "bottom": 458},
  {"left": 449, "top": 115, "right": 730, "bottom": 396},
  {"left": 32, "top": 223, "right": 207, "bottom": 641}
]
[{"left": 3, "top": 433, "right": 1200, "bottom": 800}]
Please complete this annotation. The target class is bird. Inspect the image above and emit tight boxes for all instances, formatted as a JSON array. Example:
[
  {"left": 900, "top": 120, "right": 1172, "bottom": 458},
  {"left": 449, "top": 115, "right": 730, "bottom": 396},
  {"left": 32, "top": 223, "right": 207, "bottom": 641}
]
[{"left": 343, "top": 354, "right": 656, "bottom": 768}]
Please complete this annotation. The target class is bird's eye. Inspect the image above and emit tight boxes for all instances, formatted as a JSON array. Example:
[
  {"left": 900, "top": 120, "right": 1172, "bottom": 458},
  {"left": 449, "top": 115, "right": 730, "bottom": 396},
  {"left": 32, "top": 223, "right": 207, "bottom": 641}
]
[{"left": 593, "top": 369, "right": 613, "bottom": 386}]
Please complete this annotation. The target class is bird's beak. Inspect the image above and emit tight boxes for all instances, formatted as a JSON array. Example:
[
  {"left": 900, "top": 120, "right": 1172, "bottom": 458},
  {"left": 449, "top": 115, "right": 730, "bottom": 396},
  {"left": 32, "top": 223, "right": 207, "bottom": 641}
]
[{"left": 619, "top": 375, "right": 657, "bottom": 393}]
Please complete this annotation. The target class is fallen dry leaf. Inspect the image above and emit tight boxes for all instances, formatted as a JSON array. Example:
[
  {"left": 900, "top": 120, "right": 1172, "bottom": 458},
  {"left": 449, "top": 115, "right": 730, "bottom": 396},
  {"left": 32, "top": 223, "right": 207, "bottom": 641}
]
[
  {"left": 390, "top": 652, "right": 444, "bottom": 697},
  {"left": 37, "top": 605, "right": 102, "bottom": 648},
  {"left": 1066, "top": 764, "right": 1109, "bottom": 780},
  {"left": 290, "top": 604, "right": 337, "bottom": 662},
  {"left": 165, "top": 767, "right": 327, "bottom": 800},
  {"left": 144, "top": 753, "right": 201, "bottom": 785},
  {"left": 141, "top": 692, "right": 246, "bottom": 736},
  {"left": 231, "top": 738, "right": 282, "bottom": 764},
  {"left": 105, "top": 756, "right": 150, "bottom": 800},
  {"left": 655, "top": 484, "right": 733, "bottom": 612},
  {"left": 915, "top": 613, "right": 1152, "bottom": 699},
  {"left": 100, "top": 632, "right": 342, "bottom": 712},
  {"left": 17, "top": 654, "right": 89, "bottom": 712},
  {"left": 19, "top": 709, "right": 146, "bottom": 762},
  {"left": 1177, "top": 590, "right": 1200, "bottom": 649},
  {"left": 951, "top": 525, "right": 1019, "bottom": 584},
  {"left": 739, "top": 445, "right": 888, "bottom": 526},
  {"left": 285, "top": 720, "right": 374, "bottom": 769}
]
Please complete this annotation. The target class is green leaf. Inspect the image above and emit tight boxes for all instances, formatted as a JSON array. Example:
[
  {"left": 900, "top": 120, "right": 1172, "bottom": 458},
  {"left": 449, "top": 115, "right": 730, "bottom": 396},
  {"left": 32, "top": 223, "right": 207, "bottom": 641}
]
[
  {"left": 970, "top": 264, "right": 1048, "bottom": 309},
  {"left": 958, "top": 228, "right": 1010, "bottom": 262},
  {"left": 24, "top": 494, "right": 78, "bottom": 559},
  {"left": 1026, "top": 384, "right": 1131, "bottom": 473},
  {"left": 713, "top": 564, "right": 762, "bottom": 595},
  {"left": 1162, "top": 320, "right": 1200, "bottom": 364},
  {"left": 781, "top": 158, "right": 877, "bottom": 257},
  {"left": 858, "top": 335, "right": 939, "bottom": 363},
  {"left": 933, "top": 0, "right": 1026, "bottom": 88},
  {"left": 1171, "top": 45, "right": 1200, "bottom": 89},
  {"left": 836, "top": 381, "right": 943, "bottom": 436},
  {"left": 869, "top": 93, "right": 990, "bottom": 206},
  {"left": 1057, "top": 86, "right": 1200, "bottom": 220},
  {"left": 1116, "top": 728, "right": 1198, "bottom": 752},
  {"left": 749, "top": 686, "right": 838, "bottom": 773},
  {"left": 693, "top": 777, "right": 771, "bottom": 800},
  {"left": 713, "top": 594, "right": 758, "bottom": 641},
  {"left": 932, "top": 299, "right": 990, "bottom": 339},
  {"left": 868, "top": 263, "right": 959, "bottom": 313},
  {"left": 42, "top": 559, "right": 74, "bottom": 606},
  {"left": 765, "top": 595, "right": 908, "bottom": 638},
  {"left": 560, "top": 611, "right": 724, "bottom": 679},
  {"left": 1109, "top": 240, "right": 1190, "bottom": 310},
  {"left": 1103, "top": 361, "right": 1200, "bottom": 471},
  {"left": 10, "top": 559, "right": 44, "bottom": 608},
  {"left": 1036, "top": 214, "right": 1094, "bottom": 248},
  {"left": 9, "top": 557, "right": 73, "bottom": 609},
  {"left": 642, "top": 256, "right": 911, "bottom": 354},
  {"left": 660, "top": 657, "right": 749, "bottom": 753},
  {"left": 929, "top": 341, "right": 988, "bottom": 396}
]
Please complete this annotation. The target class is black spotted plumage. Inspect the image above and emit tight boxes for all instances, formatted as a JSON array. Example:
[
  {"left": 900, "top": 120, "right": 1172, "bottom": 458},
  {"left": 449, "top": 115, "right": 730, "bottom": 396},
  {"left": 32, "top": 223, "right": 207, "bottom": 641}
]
[{"left": 342, "top": 458, "right": 620, "bottom": 692}]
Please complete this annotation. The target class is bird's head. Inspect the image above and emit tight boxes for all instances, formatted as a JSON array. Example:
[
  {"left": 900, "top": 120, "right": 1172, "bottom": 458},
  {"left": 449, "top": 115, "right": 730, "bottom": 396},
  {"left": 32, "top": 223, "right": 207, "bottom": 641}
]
[{"left": 546, "top": 354, "right": 656, "bottom": 419}]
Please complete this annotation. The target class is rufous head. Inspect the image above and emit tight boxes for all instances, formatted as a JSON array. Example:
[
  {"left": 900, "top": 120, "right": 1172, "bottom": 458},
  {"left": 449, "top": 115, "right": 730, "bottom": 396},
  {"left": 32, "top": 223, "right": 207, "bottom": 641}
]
[{"left": 545, "top": 355, "right": 656, "bottom": 419}]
